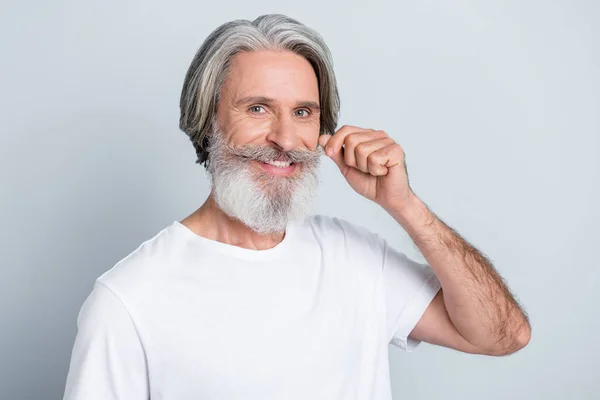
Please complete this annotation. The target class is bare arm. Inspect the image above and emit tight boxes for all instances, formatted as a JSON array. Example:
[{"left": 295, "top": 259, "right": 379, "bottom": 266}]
[
  {"left": 386, "top": 194, "right": 531, "bottom": 356},
  {"left": 317, "top": 126, "right": 530, "bottom": 355}
]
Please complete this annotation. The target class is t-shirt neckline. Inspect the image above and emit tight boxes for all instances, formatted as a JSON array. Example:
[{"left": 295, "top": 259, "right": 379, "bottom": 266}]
[{"left": 171, "top": 219, "right": 296, "bottom": 261}]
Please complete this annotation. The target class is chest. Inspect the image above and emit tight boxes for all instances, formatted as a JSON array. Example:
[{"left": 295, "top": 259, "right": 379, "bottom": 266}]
[{"left": 140, "top": 259, "right": 383, "bottom": 398}]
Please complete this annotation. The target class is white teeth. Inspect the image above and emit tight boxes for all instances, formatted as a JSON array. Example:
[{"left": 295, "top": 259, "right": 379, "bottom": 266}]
[{"left": 264, "top": 160, "right": 291, "bottom": 168}]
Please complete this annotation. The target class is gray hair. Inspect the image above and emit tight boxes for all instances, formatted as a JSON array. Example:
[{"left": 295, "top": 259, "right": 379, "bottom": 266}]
[{"left": 179, "top": 14, "right": 340, "bottom": 167}]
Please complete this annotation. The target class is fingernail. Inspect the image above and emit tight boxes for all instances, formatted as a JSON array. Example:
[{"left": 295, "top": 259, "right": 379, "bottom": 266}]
[{"left": 326, "top": 148, "right": 333, "bottom": 156}]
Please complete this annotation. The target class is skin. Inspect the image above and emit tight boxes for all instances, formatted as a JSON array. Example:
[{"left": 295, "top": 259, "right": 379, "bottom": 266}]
[
  {"left": 181, "top": 50, "right": 321, "bottom": 250},
  {"left": 183, "top": 49, "right": 532, "bottom": 356},
  {"left": 320, "top": 126, "right": 531, "bottom": 355}
]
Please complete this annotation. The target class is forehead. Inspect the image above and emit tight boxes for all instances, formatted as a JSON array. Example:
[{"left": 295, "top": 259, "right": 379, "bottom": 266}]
[{"left": 223, "top": 50, "right": 319, "bottom": 103}]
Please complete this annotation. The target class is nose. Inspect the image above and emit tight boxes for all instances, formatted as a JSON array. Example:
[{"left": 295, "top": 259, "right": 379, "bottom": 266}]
[{"left": 265, "top": 113, "right": 301, "bottom": 152}]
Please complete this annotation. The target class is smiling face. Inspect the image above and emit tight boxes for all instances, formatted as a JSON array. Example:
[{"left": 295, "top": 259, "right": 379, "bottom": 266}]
[
  {"left": 217, "top": 50, "right": 321, "bottom": 152},
  {"left": 205, "top": 50, "right": 324, "bottom": 234}
]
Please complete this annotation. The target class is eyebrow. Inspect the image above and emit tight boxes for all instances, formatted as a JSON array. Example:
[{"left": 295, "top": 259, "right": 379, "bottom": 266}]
[{"left": 235, "top": 96, "right": 321, "bottom": 112}]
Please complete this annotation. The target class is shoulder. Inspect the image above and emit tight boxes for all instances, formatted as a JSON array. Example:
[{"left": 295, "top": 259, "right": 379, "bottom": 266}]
[
  {"left": 96, "top": 221, "right": 183, "bottom": 300},
  {"left": 299, "top": 214, "right": 387, "bottom": 256},
  {"left": 75, "top": 280, "right": 132, "bottom": 331}
]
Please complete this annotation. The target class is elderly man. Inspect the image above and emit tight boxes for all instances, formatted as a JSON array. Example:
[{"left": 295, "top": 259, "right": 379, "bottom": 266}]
[{"left": 63, "top": 13, "right": 530, "bottom": 400}]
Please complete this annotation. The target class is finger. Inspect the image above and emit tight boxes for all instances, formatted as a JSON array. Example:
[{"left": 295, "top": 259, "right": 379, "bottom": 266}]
[
  {"left": 325, "top": 125, "right": 374, "bottom": 157},
  {"left": 318, "top": 134, "right": 332, "bottom": 149},
  {"left": 327, "top": 141, "right": 348, "bottom": 173},
  {"left": 342, "top": 131, "right": 389, "bottom": 170},
  {"left": 354, "top": 137, "right": 396, "bottom": 173},
  {"left": 319, "top": 134, "right": 346, "bottom": 171},
  {"left": 367, "top": 145, "right": 404, "bottom": 176}
]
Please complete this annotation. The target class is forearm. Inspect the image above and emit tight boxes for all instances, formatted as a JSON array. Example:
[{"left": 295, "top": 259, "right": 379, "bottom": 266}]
[{"left": 386, "top": 194, "right": 531, "bottom": 354}]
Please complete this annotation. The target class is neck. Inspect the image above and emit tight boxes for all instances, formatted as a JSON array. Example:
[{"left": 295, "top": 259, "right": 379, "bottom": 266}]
[{"left": 180, "top": 190, "right": 286, "bottom": 251}]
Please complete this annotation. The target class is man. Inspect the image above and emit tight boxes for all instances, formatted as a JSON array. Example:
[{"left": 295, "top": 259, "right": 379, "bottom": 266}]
[{"left": 63, "top": 14, "right": 530, "bottom": 400}]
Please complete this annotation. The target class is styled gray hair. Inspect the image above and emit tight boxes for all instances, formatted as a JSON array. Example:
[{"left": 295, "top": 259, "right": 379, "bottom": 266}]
[{"left": 179, "top": 14, "right": 340, "bottom": 167}]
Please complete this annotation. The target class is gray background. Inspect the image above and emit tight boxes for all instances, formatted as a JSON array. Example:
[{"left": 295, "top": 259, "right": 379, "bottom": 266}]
[{"left": 1, "top": 0, "right": 598, "bottom": 399}]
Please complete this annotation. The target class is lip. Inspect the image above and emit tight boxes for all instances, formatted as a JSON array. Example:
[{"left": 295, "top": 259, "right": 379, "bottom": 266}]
[{"left": 253, "top": 160, "right": 297, "bottom": 176}]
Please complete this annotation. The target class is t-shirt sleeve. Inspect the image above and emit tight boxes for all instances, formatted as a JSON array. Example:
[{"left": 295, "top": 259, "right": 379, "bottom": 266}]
[
  {"left": 63, "top": 281, "right": 149, "bottom": 400},
  {"left": 382, "top": 239, "right": 441, "bottom": 351}
]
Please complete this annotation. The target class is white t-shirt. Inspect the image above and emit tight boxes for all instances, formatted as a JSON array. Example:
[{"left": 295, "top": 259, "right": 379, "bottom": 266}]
[{"left": 63, "top": 214, "right": 441, "bottom": 400}]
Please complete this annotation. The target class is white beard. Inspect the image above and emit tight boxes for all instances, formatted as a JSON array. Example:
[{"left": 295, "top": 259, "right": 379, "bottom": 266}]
[{"left": 205, "top": 127, "right": 322, "bottom": 235}]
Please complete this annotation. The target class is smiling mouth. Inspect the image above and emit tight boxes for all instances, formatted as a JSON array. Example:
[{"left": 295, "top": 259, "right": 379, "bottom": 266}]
[
  {"left": 262, "top": 160, "right": 294, "bottom": 168},
  {"left": 240, "top": 155, "right": 295, "bottom": 167},
  {"left": 250, "top": 159, "right": 297, "bottom": 176}
]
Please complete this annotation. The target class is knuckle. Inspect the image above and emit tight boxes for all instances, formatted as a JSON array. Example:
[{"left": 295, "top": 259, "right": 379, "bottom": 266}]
[
  {"left": 339, "top": 124, "right": 356, "bottom": 133},
  {"left": 346, "top": 133, "right": 360, "bottom": 146},
  {"left": 355, "top": 141, "right": 368, "bottom": 155}
]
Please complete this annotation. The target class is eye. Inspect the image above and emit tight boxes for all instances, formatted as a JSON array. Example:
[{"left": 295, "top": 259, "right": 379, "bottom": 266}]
[
  {"left": 295, "top": 108, "right": 311, "bottom": 117},
  {"left": 249, "top": 105, "right": 266, "bottom": 114}
]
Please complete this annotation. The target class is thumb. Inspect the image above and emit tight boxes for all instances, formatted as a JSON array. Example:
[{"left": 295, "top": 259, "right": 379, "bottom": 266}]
[
  {"left": 318, "top": 134, "right": 331, "bottom": 148},
  {"left": 319, "top": 134, "right": 347, "bottom": 172}
]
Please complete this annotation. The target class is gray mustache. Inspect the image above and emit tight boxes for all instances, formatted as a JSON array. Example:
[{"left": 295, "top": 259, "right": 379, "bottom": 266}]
[{"left": 227, "top": 144, "right": 323, "bottom": 164}]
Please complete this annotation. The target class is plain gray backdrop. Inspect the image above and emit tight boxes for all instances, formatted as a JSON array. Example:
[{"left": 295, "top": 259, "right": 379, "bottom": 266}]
[{"left": 1, "top": 1, "right": 599, "bottom": 399}]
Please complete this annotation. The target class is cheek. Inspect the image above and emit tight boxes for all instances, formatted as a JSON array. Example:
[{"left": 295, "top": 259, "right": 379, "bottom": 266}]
[
  {"left": 299, "top": 123, "right": 320, "bottom": 150},
  {"left": 226, "top": 116, "right": 273, "bottom": 145}
]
